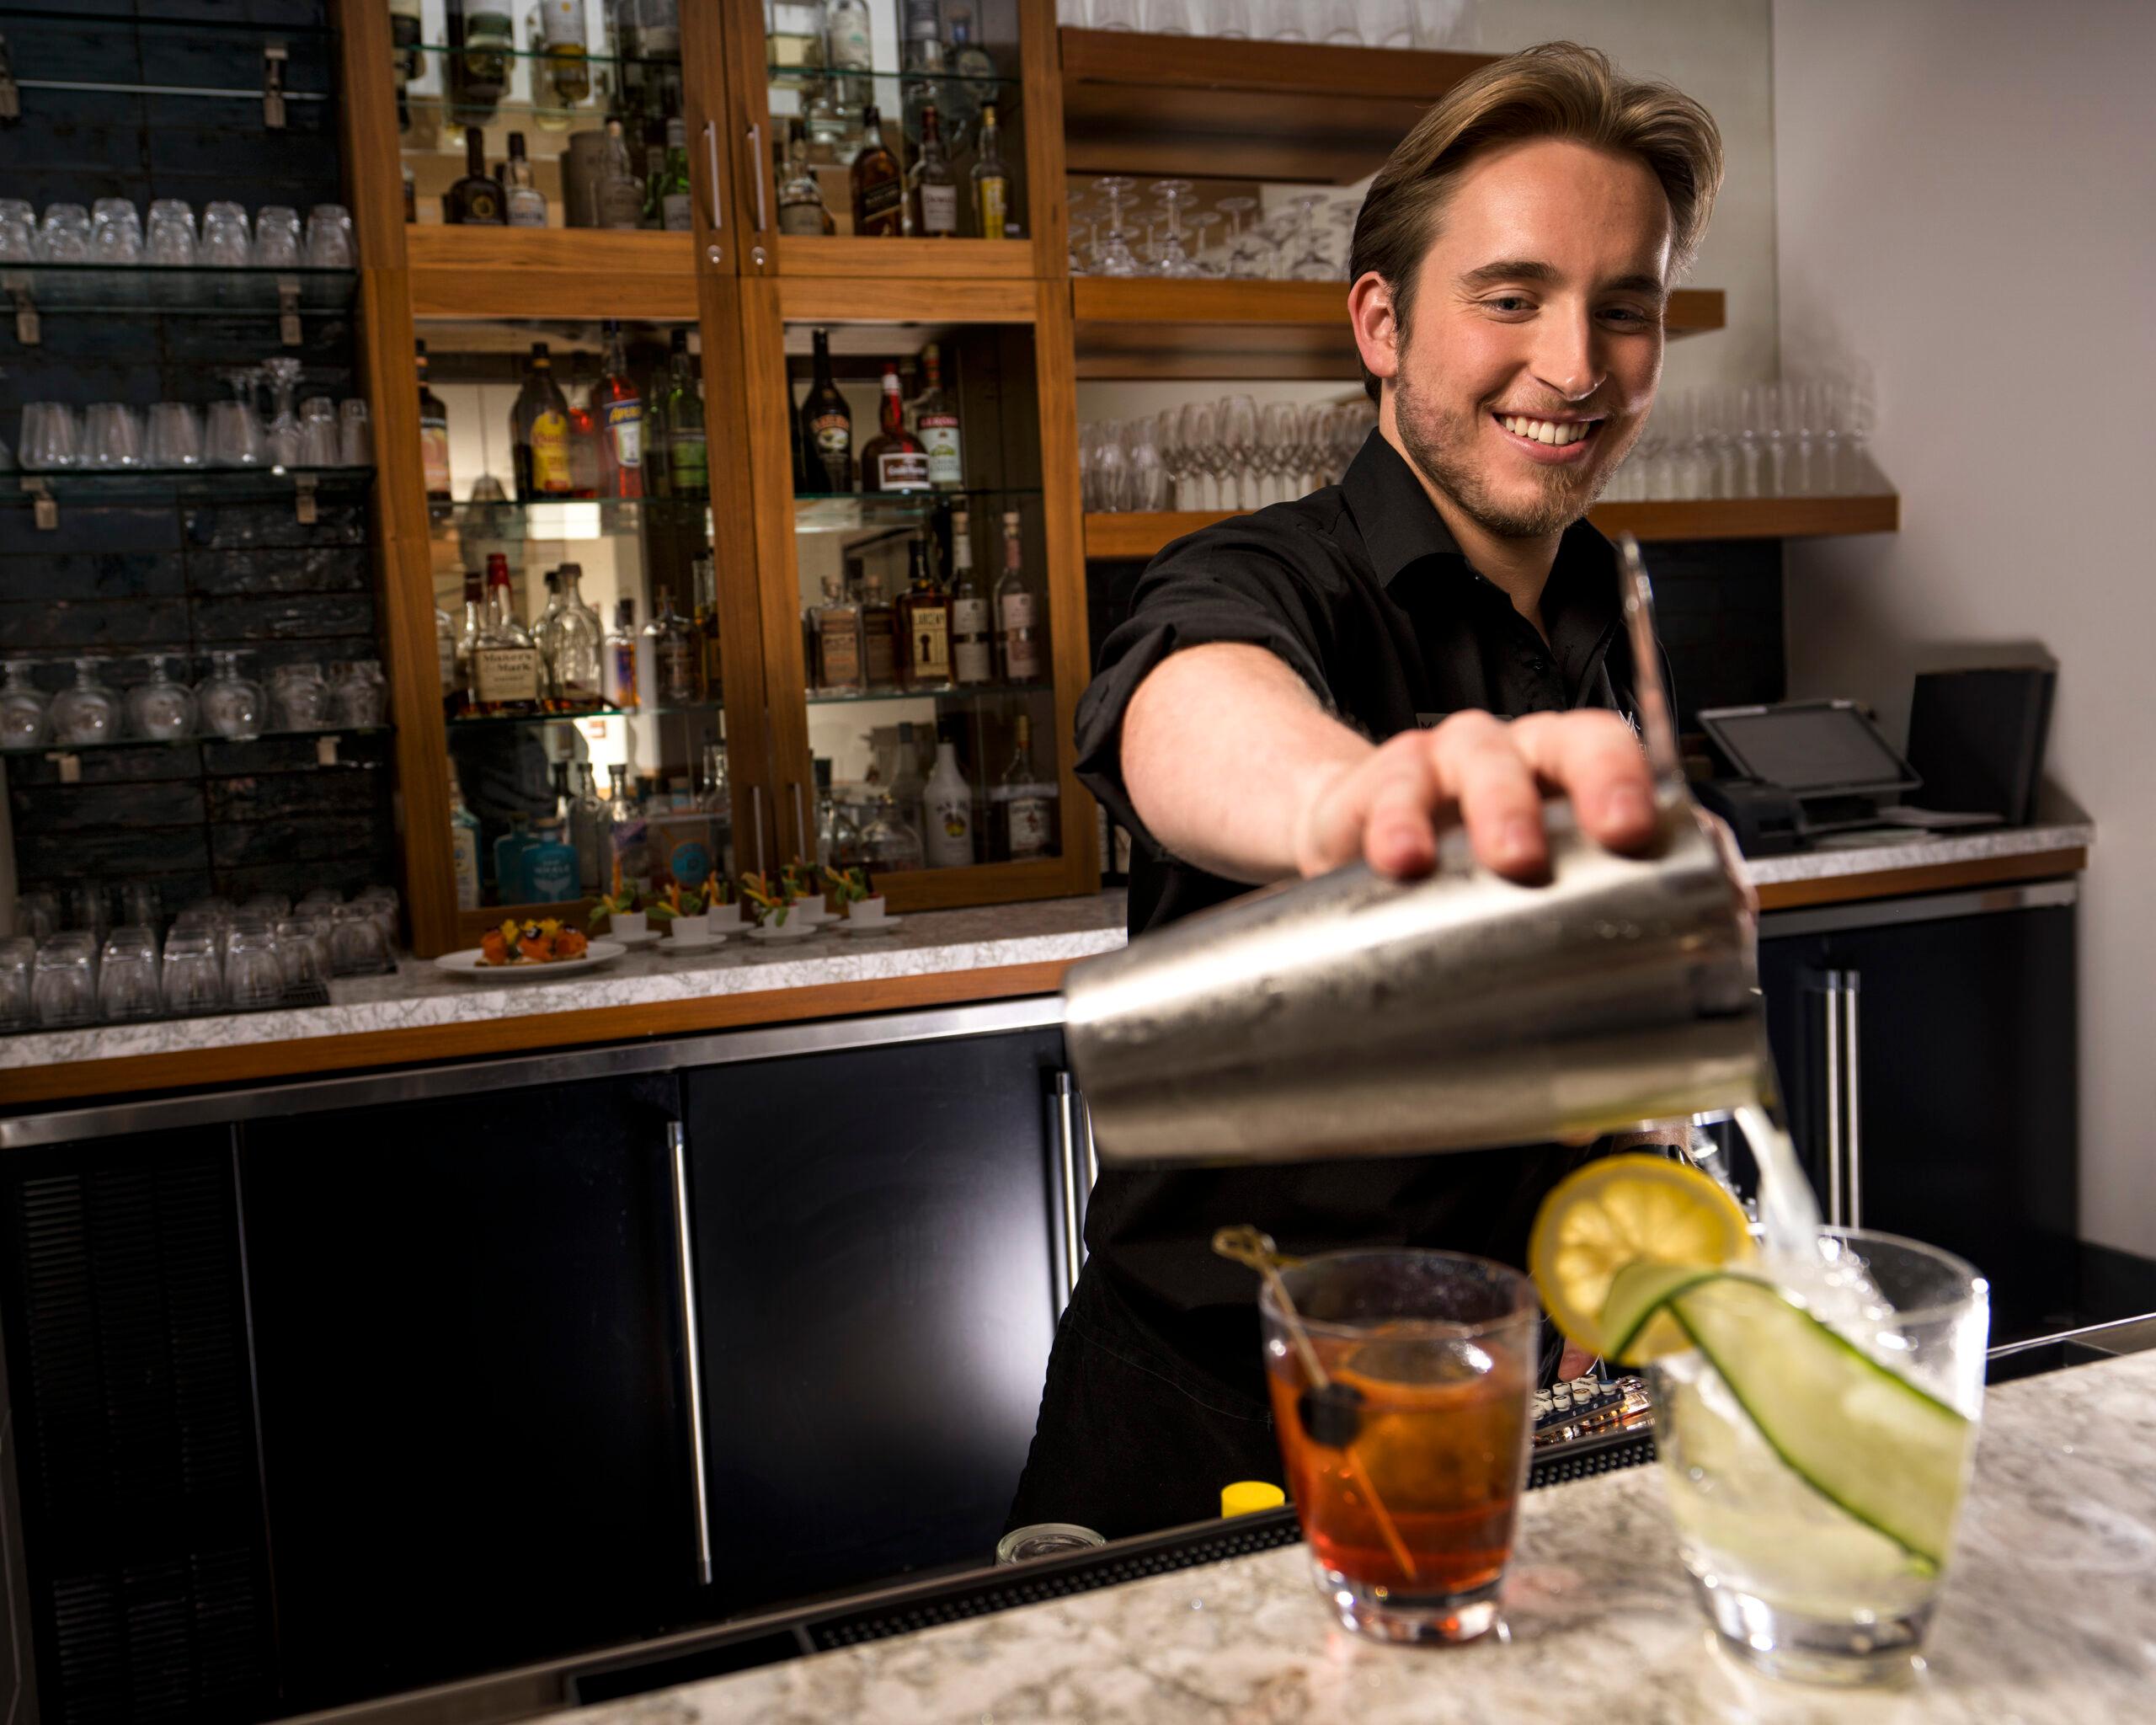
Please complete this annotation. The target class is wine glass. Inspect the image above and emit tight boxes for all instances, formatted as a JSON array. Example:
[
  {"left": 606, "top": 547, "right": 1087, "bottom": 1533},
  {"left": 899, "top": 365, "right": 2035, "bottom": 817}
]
[
  {"left": 268, "top": 661, "right": 331, "bottom": 731},
  {"left": 126, "top": 654, "right": 198, "bottom": 740},
  {"left": 1216, "top": 393, "right": 1257, "bottom": 511},
  {"left": 1177, "top": 401, "right": 1218, "bottom": 509},
  {"left": 0, "top": 660, "right": 48, "bottom": 750},
  {"left": 48, "top": 659, "right": 120, "bottom": 746},
  {"left": 262, "top": 358, "right": 306, "bottom": 467}
]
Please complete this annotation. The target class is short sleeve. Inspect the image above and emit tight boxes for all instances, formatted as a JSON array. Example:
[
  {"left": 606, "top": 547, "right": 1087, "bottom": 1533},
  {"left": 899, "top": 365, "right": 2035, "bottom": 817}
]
[{"left": 1073, "top": 522, "right": 1338, "bottom": 849}]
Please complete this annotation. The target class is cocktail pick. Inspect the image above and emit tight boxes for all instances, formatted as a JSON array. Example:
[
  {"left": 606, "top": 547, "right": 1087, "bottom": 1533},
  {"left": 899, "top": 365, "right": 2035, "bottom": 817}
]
[{"left": 1213, "top": 1226, "right": 1419, "bottom": 1583}]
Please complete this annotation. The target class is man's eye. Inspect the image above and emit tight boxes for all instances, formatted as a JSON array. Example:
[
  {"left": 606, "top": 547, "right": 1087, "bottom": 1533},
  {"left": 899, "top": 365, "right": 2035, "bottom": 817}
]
[
  {"left": 1486, "top": 296, "right": 1534, "bottom": 312},
  {"left": 1600, "top": 306, "right": 1655, "bottom": 326}
]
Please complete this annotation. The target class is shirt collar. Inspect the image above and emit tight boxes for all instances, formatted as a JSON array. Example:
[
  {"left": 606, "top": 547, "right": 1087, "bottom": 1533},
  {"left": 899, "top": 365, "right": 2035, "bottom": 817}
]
[{"left": 1340, "top": 428, "right": 1464, "bottom": 587}]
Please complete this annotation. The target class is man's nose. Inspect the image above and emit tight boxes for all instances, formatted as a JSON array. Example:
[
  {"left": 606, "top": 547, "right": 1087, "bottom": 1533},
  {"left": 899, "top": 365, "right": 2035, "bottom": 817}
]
[{"left": 1529, "top": 304, "right": 1600, "bottom": 402}]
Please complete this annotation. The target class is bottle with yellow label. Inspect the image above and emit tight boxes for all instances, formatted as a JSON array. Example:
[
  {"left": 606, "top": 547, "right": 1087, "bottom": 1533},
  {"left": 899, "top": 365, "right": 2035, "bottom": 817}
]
[
  {"left": 511, "top": 341, "right": 575, "bottom": 498},
  {"left": 971, "top": 103, "right": 1010, "bottom": 240}
]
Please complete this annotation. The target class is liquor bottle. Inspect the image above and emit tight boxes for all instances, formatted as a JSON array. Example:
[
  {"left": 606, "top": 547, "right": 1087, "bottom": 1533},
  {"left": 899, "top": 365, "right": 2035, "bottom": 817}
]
[
  {"left": 606, "top": 764, "right": 651, "bottom": 891},
  {"left": 826, "top": 0, "right": 873, "bottom": 77},
  {"left": 862, "top": 362, "right": 931, "bottom": 493},
  {"left": 923, "top": 738, "right": 977, "bottom": 868},
  {"left": 857, "top": 561, "right": 898, "bottom": 688},
  {"left": 447, "top": 0, "right": 512, "bottom": 126},
  {"left": 889, "top": 719, "right": 926, "bottom": 838},
  {"left": 658, "top": 116, "right": 693, "bottom": 230},
  {"left": 551, "top": 563, "right": 606, "bottom": 708},
  {"left": 914, "top": 343, "right": 963, "bottom": 489},
  {"left": 391, "top": 0, "right": 424, "bottom": 128},
  {"left": 812, "top": 574, "right": 864, "bottom": 693},
  {"left": 691, "top": 548, "right": 723, "bottom": 694},
  {"left": 570, "top": 762, "right": 606, "bottom": 891},
  {"left": 640, "top": 120, "right": 669, "bottom": 229},
  {"left": 646, "top": 585, "right": 702, "bottom": 705},
  {"left": 947, "top": 6, "right": 997, "bottom": 84},
  {"left": 566, "top": 358, "right": 602, "bottom": 498},
  {"left": 850, "top": 104, "right": 904, "bottom": 238},
  {"left": 475, "top": 552, "right": 542, "bottom": 716},
  {"left": 436, "top": 599, "right": 457, "bottom": 704},
  {"left": 798, "top": 328, "right": 852, "bottom": 493},
  {"left": 657, "top": 328, "right": 707, "bottom": 499},
  {"left": 535, "top": 0, "right": 590, "bottom": 127},
  {"left": 813, "top": 757, "right": 861, "bottom": 868},
  {"left": 607, "top": 598, "right": 640, "bottom": 710},
  {"left": 503, "top": 132, "right": 548, "bottom": 226},
  {"left": 599, "top": 118, "right": 645, "bottom": 229},
  {"left": 971, "top": 101, "right": 1010, "bottom": 240},
  {"left": 992, "top": 713, "right": 1056, "bottom": 862},
  {"left": 511, "top": 343, "right": 575, "bottom": 498},
  {"left": 894, "top": 534, "right": 953, "bottom": 691},
  {"left": 449, "top": 766, "right": 483, "bottom": 910},
  {"left": 948, "top": 510, "right": 991, "bottom": 686},
  {"left": 523, "top": 809, "right": 580, "bottom": 902},
  {"left": 942, "top": 7, "right": 991, "bottom": 148},
  {"left": 494, "top": 811, "right": 536, "bottom": 905},
  {"left": 699, "top": 740, "right": 735, "bottom": 879},
  {"left": 910, "top": 104, "right": 958, "bottom": 238},
  {"left": 995, "top": 509, "right": 1040, "bottom": 681},
  {"left": 776, "top": 117, "right": 832, "bottom": 236},
  {"left": 417, "top": 339, "right": 452, "bottom": 511},
  {"left": 531, "top": 568, "right": 565, "bottom": 696},
  {"left": 451, "top": 565, "right": 485, "bottom": 713},
  {"left": 445, "top": 126, "right": 506, "bottom": 226},
  {"left": 765, "top": 0, "right": 821, "bottom": 82},
  {"left": 898, "top": 0, "right": 947, "bottom": 155},
  {"left": 595, "top": 318, "right": 643, "bottom": 499}
]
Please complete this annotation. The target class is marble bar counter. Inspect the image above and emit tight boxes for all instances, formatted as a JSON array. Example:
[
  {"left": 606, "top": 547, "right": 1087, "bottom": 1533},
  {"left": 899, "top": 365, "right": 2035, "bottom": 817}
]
[
  {"left": 548, "top": 1348, "right": 2156, "bottom": 1725},
  {"left": 0, "top": 819, "right": 2089, "bottom": 1108}
]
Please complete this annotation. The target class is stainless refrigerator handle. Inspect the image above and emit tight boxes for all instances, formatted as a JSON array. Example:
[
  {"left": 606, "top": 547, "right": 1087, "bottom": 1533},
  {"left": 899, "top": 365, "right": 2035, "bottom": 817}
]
[
  {"left": 1844, "top": 969, "right": 1863, "bottom": 1231},
  {"left": 667, "top": 1121, "right": 715, "bottom": 1586},
  {"left": 702, "top": 120, "right": 723, "bottom": 232},
  {"left": 746, "top": 123, "right": 768, "bottom": 232},
  {"left": 1051, "top": 1072, "right": 1082, "bottom": 1312},
  {"left": 1822, "top": 970, "right": 1844, "bottom": 1228}
]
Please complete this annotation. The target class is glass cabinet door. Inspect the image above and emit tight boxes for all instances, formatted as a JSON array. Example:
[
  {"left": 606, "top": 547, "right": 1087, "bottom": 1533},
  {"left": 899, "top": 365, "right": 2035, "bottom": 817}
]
[{"left": 743, "top": 280, "right": 1091, "bottom": 908}]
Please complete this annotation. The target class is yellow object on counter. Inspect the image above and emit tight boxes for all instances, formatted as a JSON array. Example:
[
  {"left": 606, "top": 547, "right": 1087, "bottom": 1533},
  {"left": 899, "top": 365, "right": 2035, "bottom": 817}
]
[{"left": 1221, "top": 1481, "right": 1286, "bottom": 1518}]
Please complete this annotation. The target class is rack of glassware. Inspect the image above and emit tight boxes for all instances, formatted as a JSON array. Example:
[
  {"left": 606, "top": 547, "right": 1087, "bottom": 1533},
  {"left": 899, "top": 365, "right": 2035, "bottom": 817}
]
[
  {"left": 0, "top": 654, "right": 390, "bottom": 759},
  {"left": 1596, "top": 374, "right": 1886, "bottom": 504},
  {"left": 1069, "top": 179, "right": 1359, "bottom": 279},
  {"left": 1081, "top": 395, "right": 1373, "bottom": 512},
  {"left": 1055, "top": 0, "right": 1464, "bottom": 41},
  {"left": 2, "top": 886, "right": 404, "bottom": 1035}
]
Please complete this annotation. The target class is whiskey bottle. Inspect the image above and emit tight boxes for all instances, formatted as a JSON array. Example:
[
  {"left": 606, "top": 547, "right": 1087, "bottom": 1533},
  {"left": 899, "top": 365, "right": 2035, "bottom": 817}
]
[
  {"left": 914, "top": 343, "right": 963, "bottom": 489},
  {"left": 535, "top": 0, "right": 589, "bottom": 127},
  {"left": 503, "top": 132, "right": 548, "bottom": 227},
  {"left": 658, "top": 116, "right": 694, "bottom": 231},
  {"left": 596, "top": 318, "right": 643, "bottom": 499},
  {"left": 511, "top": 342, "right": 575, "bottom": 498},
  {"left": 417, "top": 339, "right": 452, "bottom": 513},
  {"left": 657, "top": 328, "right": 707, "bottom": 499},
  {"left": 646, "top": 585, "right": 702, "bottom": 705},
  {"left": 910, "top": 104, "right": 958, "bottom": 239},
  {"left": 857, "top": 560, "right": 899, "bottom": 689},
  {"left": 776, "top": 117, "right": 831, "bottom": 236},
  {"left": 894, "top": 535, "right": 953, "bottom": 691},
  {"left": 862, "top": 361, "right": 931, "bottom": 493},
  {"left": 599, "top": 118, "right": 646, "bottom": 229},
  {"left": 474, "top": 552, "right": 542, "bottom": 717},
  {"left": 948, "top": 510, "right": 992, "bottom": 686},
  {"left": 798, "top": 327, "right": 852, "bottom": 493},
  {"left": 447, "top": 0, "right": 512, "bottom": 126},
  {"left": 995, "top": 508, "right": 1040, "bottom": 681},
  {"left": 551, "top": 563, "right": 606, "bottom": 709},
  {"left": 445, "top": 126, "right": 506, "bottom": 226},
  {"left": 451, "top": 565, "right": 484, "bottom": 714},
  {"left": 812, "top": 574, "right": 865, "bottom": 693},
  {"left": 607, "top": 599, "right": 640, "bottom": 711},
  {"left": 992, "top": 713, "right": 1056, "bottom": 862},
  {"left": 691, "top": 547, "right": 723, "bottom": 697},
  {"left": 850, "top": 104, "right": 904, "bottom": 238},
  {"left": 971, "top": 101, "right": 1010, "bottom": 240}
]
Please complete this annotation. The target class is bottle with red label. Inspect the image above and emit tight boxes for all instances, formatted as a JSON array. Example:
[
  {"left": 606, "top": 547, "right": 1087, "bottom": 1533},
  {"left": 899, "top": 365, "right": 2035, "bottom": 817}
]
[
  {"left": 595, "top": 318, "right": 643, "bottom": 499},
  {"left": 862, "top": 361, "right": 930, "bottom": 494}
]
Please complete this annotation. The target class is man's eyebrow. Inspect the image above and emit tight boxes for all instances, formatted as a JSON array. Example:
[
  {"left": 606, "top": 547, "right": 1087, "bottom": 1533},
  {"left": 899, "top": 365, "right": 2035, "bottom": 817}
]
[{"left": 1455, "top": 259, "right": 1670, "bottom": 300}]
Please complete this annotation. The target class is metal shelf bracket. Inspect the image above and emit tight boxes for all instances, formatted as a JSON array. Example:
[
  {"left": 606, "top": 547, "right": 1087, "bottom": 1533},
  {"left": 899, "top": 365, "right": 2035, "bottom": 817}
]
[
  {"left": 294, "top": 473, "right": 318, "bottom": 524},
  {"left": 6, "top": 272, "right": 39, "bottom": 345},
  {"left": 20, "top": 476, "right": 55, "bottom": 530},
  {"left": 262, "top": 43, "right": 288, "bottom": 129},
  {"left": 277, "top": 276, "right": 302, "bottom": 345}
]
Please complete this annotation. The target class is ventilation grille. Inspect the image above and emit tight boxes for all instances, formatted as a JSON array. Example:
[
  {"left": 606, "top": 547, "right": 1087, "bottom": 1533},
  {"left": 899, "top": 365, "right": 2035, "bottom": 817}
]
[{"left": 11, "top": 1152, "right": 277, "bottom": 1722}]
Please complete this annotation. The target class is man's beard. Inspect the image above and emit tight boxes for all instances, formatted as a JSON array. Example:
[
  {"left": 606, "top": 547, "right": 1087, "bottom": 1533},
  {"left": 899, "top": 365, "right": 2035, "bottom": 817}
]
[{"left": 1394, "top": 366, "right": 1631, "bottom": 540}]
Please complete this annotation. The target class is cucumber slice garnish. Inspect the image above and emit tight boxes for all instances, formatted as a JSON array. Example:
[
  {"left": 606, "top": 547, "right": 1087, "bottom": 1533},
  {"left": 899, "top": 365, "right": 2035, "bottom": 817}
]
[{"left": 1604, "top": 1265, "right": 1973, "bottom": 1569}]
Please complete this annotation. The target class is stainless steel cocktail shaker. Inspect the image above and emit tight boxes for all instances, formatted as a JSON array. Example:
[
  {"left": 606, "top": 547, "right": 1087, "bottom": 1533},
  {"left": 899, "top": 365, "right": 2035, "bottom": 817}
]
[{"left": 1063, "top": 539, "right": 1769, "bottom": 1167}]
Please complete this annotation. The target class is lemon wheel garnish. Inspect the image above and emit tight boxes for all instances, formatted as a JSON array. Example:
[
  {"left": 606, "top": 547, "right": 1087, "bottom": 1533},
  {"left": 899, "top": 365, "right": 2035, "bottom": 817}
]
[{"left": 1527, "top": 1152, "right": 1754, "bottom": 1360}]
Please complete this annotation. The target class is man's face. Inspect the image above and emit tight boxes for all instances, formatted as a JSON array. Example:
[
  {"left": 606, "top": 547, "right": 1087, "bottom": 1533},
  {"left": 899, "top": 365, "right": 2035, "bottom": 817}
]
[{"left": 1376, "top": 137, "right": 1673, "bottom": 539}]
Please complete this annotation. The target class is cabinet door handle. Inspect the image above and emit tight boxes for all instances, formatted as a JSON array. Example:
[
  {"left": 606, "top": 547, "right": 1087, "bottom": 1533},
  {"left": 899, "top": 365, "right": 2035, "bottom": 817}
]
[
  {"left": 1843, "top": 969, "right": 1863, "bottom": 1230},
  {"left": 791, "top": 780, "right": 808, "bottom": 861},
  {"left": 749, "top": 783, "right": 766, "bottom": 875},
  {"left": 668, "top": 1121, "right": 715, "bottom": 1586},
  {"left": 702, "top": 120, "right": 724, "bottom": 232},
  {"left": 1821, "top": 970, "right": 1844, "bottom": 1227},
  {"left": 745, "top": 123, "right": 768, "bottom": 234},
  {"left": 1050, "top": 1072, "right": 1082, "bottom": 1313}
]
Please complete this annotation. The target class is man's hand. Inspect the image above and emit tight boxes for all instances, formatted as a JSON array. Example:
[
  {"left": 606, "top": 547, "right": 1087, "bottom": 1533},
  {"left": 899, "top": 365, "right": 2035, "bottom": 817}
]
[{"left": 1290, "top": 708, "right": 1658, "bottom": 883}]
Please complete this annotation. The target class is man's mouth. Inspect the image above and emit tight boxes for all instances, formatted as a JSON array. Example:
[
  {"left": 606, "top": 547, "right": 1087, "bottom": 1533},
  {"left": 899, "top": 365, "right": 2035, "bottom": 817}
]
[{"left": 1490, "top": 411, "right": 1604, "bottom": 465}]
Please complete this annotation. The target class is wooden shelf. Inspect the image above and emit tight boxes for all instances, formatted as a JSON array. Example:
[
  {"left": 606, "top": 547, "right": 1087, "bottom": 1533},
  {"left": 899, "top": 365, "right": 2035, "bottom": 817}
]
[
  {"left": 404, "top": 225, "right": 700, "bottom": 319},
  {"left": 1060, "top": 27, "right": 1497, "bottom": 184},
  {"left": 776, "top": 236, "right": 1038, "bottom": 280},
  {"left": 1071, "top": 278, "right": 1726, "bottom": 379},
  {"left": 1085, "top": 494, "right": 1899, "bottom": 559}
]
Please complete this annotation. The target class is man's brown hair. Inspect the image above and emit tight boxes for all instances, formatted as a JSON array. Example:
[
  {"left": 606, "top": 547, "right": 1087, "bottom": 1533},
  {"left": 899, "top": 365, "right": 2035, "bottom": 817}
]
[{"left": 1349, "top": 41, "right": 1725, "bottom": 401}]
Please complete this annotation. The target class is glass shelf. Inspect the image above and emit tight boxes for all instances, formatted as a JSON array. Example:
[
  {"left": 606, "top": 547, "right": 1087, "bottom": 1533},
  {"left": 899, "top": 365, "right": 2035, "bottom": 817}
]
[
  {"left": 0, "top": 263, "right": 359, "bottom": 317},
  {"left": 806, "top": 680, "right": 1049, "bottom": 707},
  {"left": 3, "top": 724, "right": 392, "bottom": 759},
  {"left": 446, "top": 699, "right": 721, "bottom": 731},
  {"left": 432, "top": 495, "right": 712, "bottom": 542},
  {"left": 766, "top": 59, "right": 1018, "bottom": 93},
  {"left": 794, "top": 489, "right": 1042, "bottom": 533},
  {"left": 409, "top": 39, "right": 680, "bottom": 72},
  {"left": 6, "top": 467, "right": 372, "bottom": 507}
]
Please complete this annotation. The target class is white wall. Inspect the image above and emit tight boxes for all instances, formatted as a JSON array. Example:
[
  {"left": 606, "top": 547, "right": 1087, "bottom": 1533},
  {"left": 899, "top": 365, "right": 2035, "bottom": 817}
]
[{"left": 1772, "top": 0, "right": 2156, "bottom": 1253}]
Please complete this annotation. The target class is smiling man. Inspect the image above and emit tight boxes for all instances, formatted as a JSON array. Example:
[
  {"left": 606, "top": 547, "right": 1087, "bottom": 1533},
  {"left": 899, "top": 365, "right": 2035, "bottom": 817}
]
[{"left": 1006, "top": 44, "right": 1726, "bottom": 1539}]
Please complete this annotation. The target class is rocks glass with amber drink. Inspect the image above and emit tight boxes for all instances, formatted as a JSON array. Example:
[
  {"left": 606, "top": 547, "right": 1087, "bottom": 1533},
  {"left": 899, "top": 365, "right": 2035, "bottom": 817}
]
[{"left": 1260, "top": 1250, "right": 1537, "bottom": 1643}]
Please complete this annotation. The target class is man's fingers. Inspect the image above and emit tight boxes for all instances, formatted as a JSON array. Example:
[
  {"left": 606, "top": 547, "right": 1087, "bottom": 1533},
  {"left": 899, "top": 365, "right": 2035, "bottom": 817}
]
[
  {"left": 1510, "top": 709, "right": 1659, "bottom": 851},
  {"left": 1361, "top": 772, "right": 1439, "bottom": 879},
  {"left": 1430, "top": 713, "right": 1549, "bottom": 881}
]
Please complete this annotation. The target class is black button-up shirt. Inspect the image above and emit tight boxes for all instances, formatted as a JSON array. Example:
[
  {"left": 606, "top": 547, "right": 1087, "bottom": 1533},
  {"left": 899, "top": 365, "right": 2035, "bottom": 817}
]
[{"left": 1067, "top": 429, "right": 1661, "bottom": 1388}]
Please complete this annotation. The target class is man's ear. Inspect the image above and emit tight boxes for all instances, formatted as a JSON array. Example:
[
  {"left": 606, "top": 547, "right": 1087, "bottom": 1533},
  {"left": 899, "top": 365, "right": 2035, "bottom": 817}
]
[{"left": 1348, "top": 271, "right": 1401, "bottom": 390}]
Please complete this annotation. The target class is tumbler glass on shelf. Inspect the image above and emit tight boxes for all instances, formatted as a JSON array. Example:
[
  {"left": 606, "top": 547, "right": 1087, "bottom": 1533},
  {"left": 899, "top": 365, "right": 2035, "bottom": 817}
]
[
  {"left": 338, "top": 398, "right": 371, "bottom": 467},
  {"left": 32, "top": 939, "right": 99, "bottom": 1029},
  {"left": 49, "top": 659, "right": 120, "bottom": 746},
  {"left": 0, "top": 938, "right": 35, "bottom": 1033},
  {"left": 297, "top": 396, "right": 341, "bottom": 467},
  {"left": 328, "top": 902, "right": 392, "bottom": 976},
  {"left": 145, "top": 402, "right": 205, "bottom": 469},
  {"left": 328, "top": 659, "right": 387, "bottom": 728},
  {"left": 0, "top": 660, "right": 48, "bottom": 750},
  {"left": 88, "top": 198, "right": 144, "bottom": 264},
  {"left": 275, "top": 918, "right": 329, "bottom": 994},
  {"left": 253, "top": 206, "right": 302, "bottom": 268},
  {"left": 146, "top": 199, "right": 199, "bottom": 266},
  {"left": 268, "top": 661, "right": 331, "bottom": 731},
  {"left": 20, "top": 402, "right": 81, "bottom": 471},
  {"left": 161, "top": 927, "right": 226, "bottom": 1014},
  {"left": 0, "top": 200, "right": 36, "bottom": 264},
  {"left": 126, "top": 654, "right": 199, "bottom": 740},
  {"left": 1260, "top": 1248, "right": 1536, "bottom": 1643},
  {"left": 200, "top": 201, "right": 252, "bottom": 267},
  {"left": 198, "top": 650, "right": 264, "bottom": 740},
  {"left": 303, "top": 203, "right": 356, "bottom": 268},
  {"left": 353, "top": 885, "right": 399, "bottom": 949},
  {"left": 82, "top": 403, "right": 146, "bottom": 470},
  {"left": 97, "top": 927, "right": 163, "bottom": 1022},
  {"left": 208, "top": 370, "right": 265, "bottom": 467},
  {"left": 36, "top": 204, "right": 91, "bottom": 263},
  {"left": 225, "top": 922, "right": 286, "bottom": 1008}
]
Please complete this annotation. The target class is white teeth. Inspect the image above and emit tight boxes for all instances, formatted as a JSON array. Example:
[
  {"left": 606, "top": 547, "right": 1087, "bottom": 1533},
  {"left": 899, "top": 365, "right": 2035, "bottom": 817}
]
[
  {"left": 1536, "top": 421, "right": 1559, "bottom": 445},
  {"left": 1500, "top": 414, "right": 1592, "bottom": 446}
]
